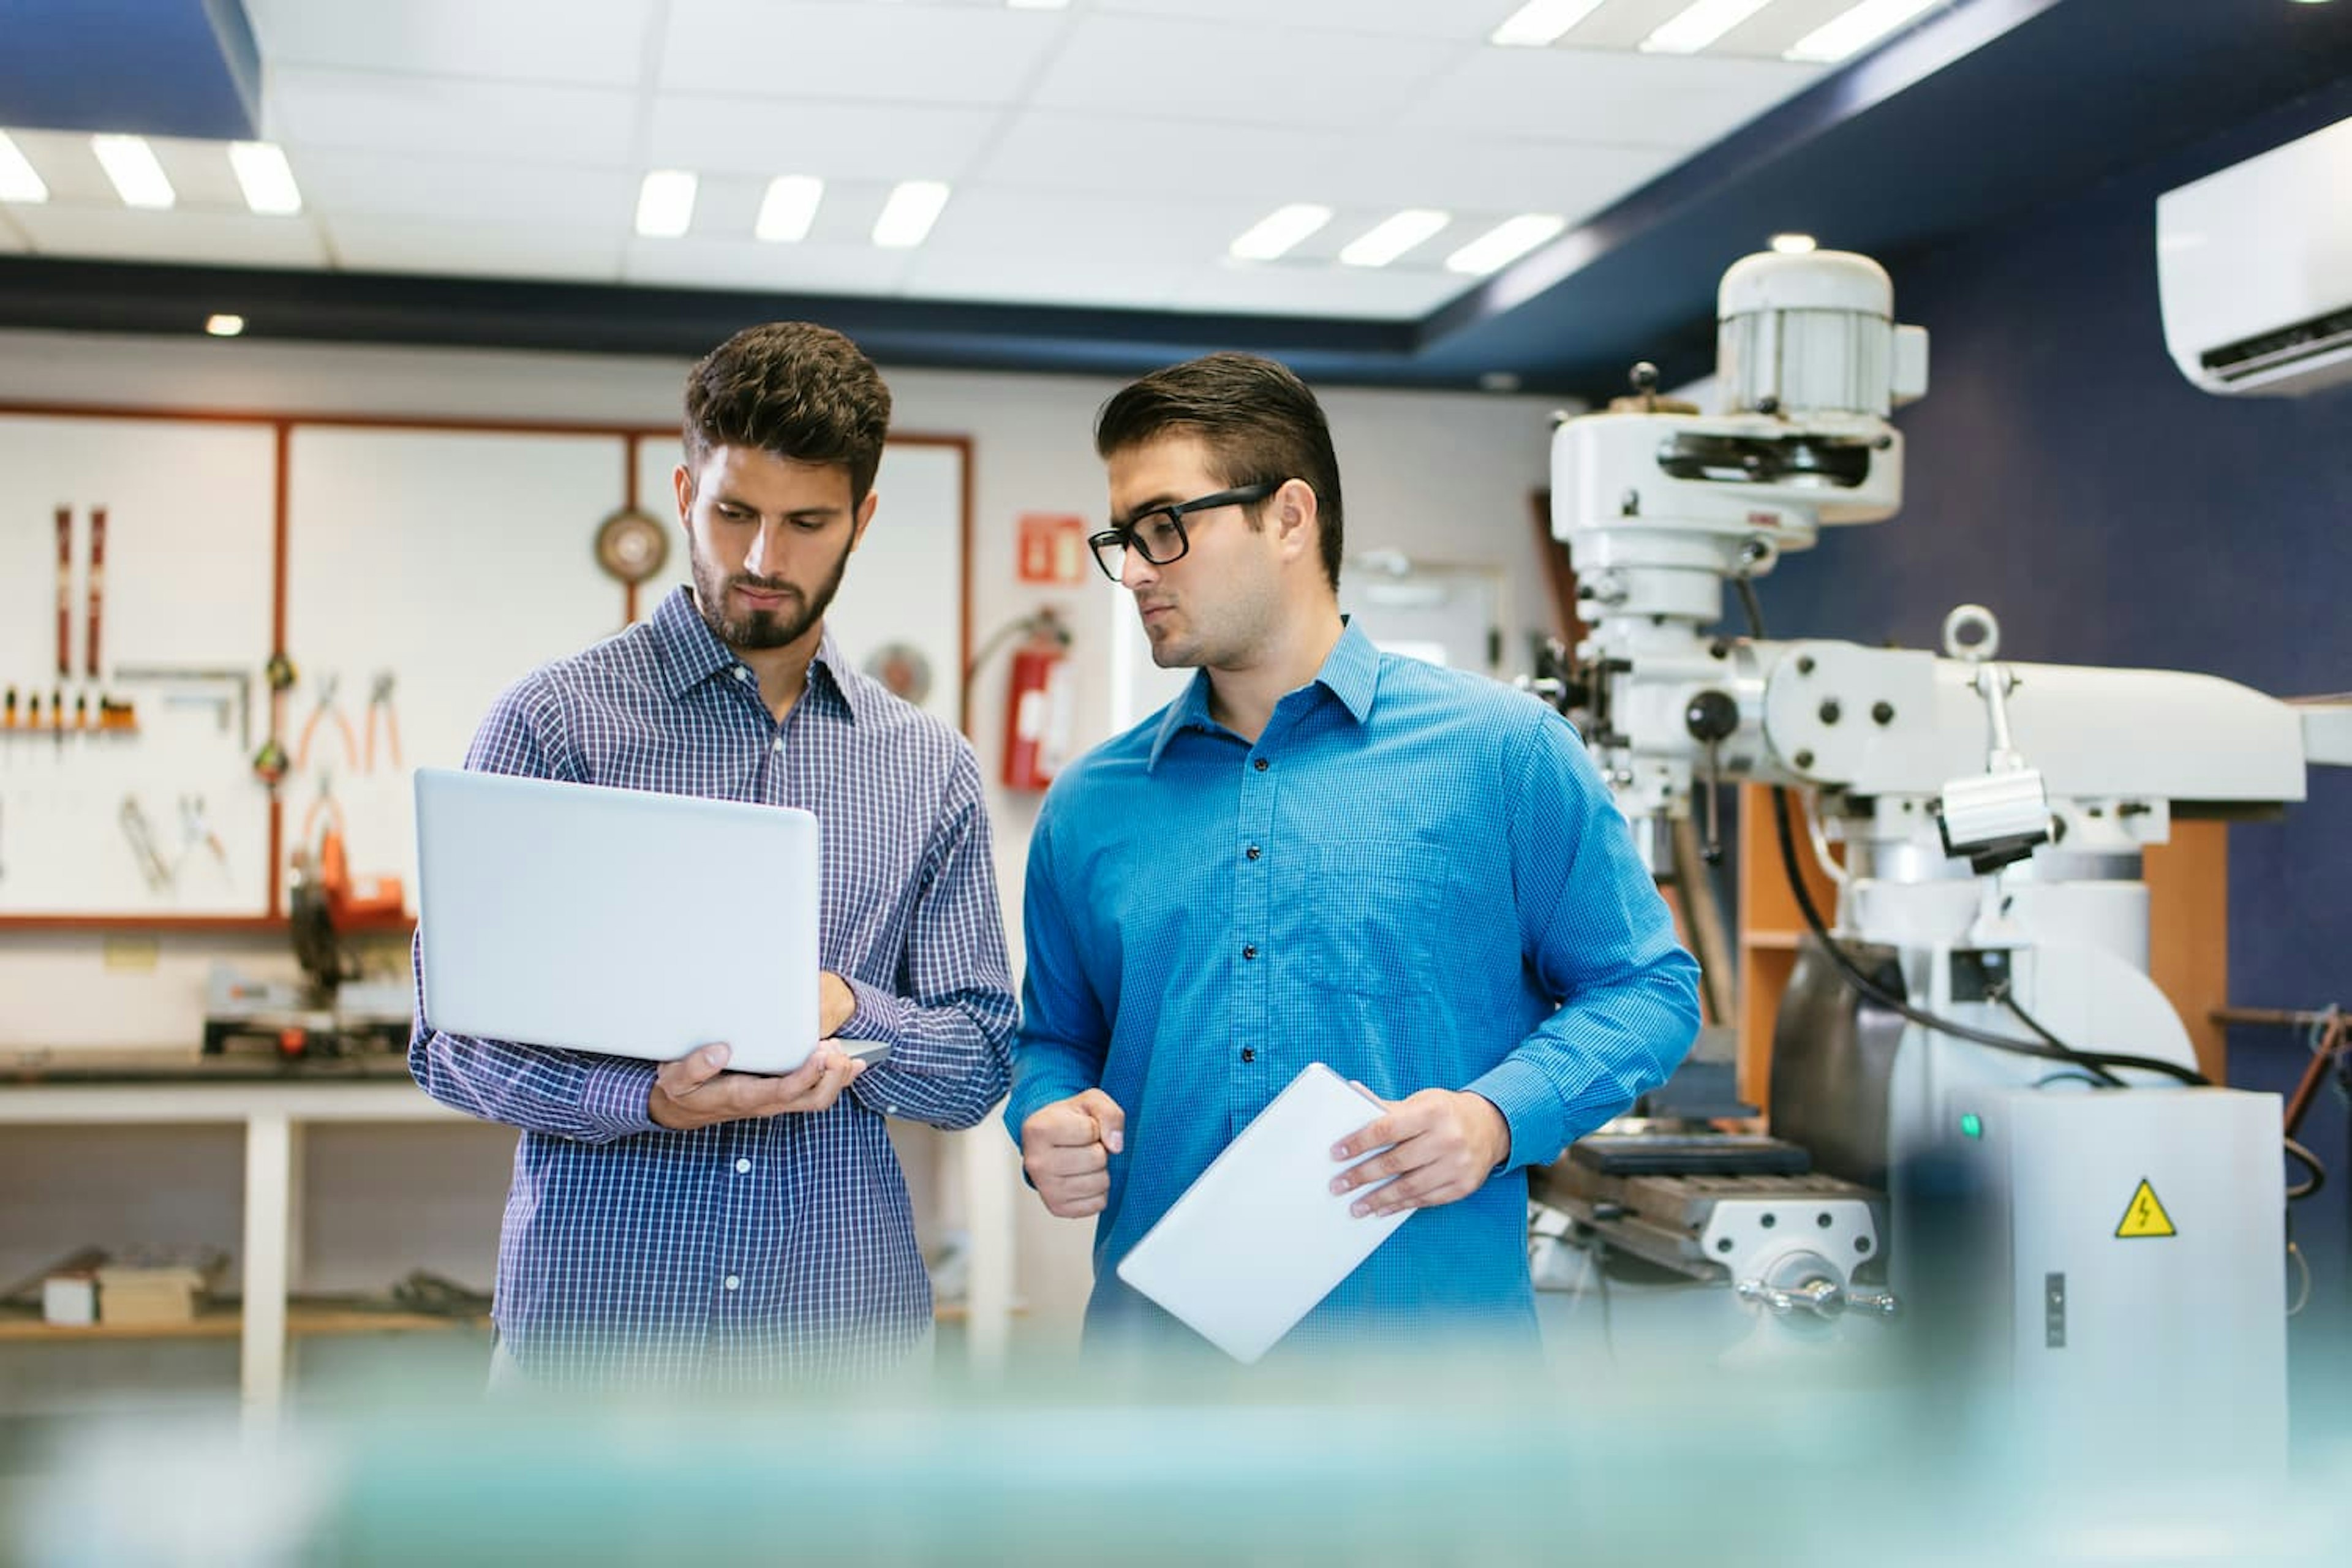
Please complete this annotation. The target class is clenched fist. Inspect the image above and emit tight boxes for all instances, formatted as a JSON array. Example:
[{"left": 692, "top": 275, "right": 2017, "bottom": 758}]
[{"left": 1020, "top": 1088, "right": 1125, "bottom": 1218}]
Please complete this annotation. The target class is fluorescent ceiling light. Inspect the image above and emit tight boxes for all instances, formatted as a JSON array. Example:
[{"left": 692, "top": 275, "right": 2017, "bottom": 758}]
[
  {"left": 635, "top": 170, "right": 696, "bottom": 238},
  {"left": 1642, "top": 0, "right": 1777, "bottom": 55},
  {"left": 1488, "top": 0, "right": 1607, "bottom": 47},
  {"left": 1784, "top": 0, "right": 1942, "bottom": 64},
  {"left": 228, "top": 141, "right": 301, "bottom": 215},
  {"left": 0, "top": 131, "right": 46, "bottom": 202},
  {"left": 1770, "top": 232, "right": 1817, "bottom": 254},
  {"left": 755, "top": 175, "right": 824, "bottom": 243},
  {"left": 873, "top": 180, "right": 950, "bottom": 248},
  {"left": 92, "top": 134, "right": 175, "bottom": 209},
  {"left": 1444, "top": 213, "right": 1566, "bottom": 277},
  {"left": 205, "top": 314, "right": 245, "bottom": 337},
  {"left": 1229, "top": 203, "right": 1332, "bottom": 262},
  {"left": 1339, "top": 209, "right": 1450, "bottom": 268}
]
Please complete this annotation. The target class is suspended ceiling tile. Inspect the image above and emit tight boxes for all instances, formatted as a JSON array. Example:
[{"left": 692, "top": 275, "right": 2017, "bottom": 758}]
[
  {"left": 2, "top": 130, "right": 126, "bottom": 206},
  {"left": 322, "top": 214, "right": 626, "bottom": 281},
  {"left": 619, "top": 235, "right": 914, "bottom": 297},
  {"left": 896, "top": 253, "right": 1187, "bottom": 311},
  {"left": 291, "top": 149, "right": 639, "bottom": 227},
  {"left": 1316, "top": 133, "right": 1678, "bottom": 220},
  {"left": 1031, "top": 12, "right": 1457, "bottom": 130},
  {"left": 265, "top": 68, "right": 642, "bottom": 164},
  {"left": 9, "top": 205, "right": 330, "bottom": 268},
  {"left": 1169, "top": 260, "right": 1468, "bottom": 320},
  {"left": 657, "top": 0, "right": 1066, "bottom": 104},
  {"left": 977, "top": 113, "right": 1347, "bottom": 200},
  {"left": 644, "top": 96, "right": 1005, "bottom": 182},
  {"left": 916, "top": 185, "right": 1272, "bottom": 273},
  {"left": 243, "top": 0, "right": 661, "bottom": 88},
  {"left": 1094, "top": 0, "right": 1502, "bottom": 39},
  {"left": 1403, "top": 45, "right": 1822, "bottom": 145}
]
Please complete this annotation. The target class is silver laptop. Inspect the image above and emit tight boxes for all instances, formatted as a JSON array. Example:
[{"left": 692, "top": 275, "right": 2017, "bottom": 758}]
[{"left": 413, "top": 767, "right": 822, "bottom": 1076}]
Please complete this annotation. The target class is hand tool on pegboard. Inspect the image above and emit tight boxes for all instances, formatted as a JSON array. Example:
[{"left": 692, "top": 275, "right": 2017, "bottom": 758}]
[
  {"left": 253, "top": 651, "right": 298, "bottom": 788},
  {"left": 53, "top": 506, "right": 71, "bottom": 680},
  {"left": 85, "top": 505, "right": 105, "bottom": 679},
  {"left": 363, "top": 672, "right": 401, "bottom": 772},
  {"left": 296, "top": 674, "right": 358, "bottom": 770}
]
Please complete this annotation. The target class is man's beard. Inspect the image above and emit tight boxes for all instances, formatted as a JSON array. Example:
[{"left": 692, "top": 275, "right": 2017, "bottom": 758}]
[{"left": 691, "top": 537, "right": 853, "bottom": 652}]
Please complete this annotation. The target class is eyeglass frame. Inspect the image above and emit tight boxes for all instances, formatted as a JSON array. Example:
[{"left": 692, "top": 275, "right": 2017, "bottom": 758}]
[{"left": 1086, "top": 479, "right": 1283, "bottom": 582}]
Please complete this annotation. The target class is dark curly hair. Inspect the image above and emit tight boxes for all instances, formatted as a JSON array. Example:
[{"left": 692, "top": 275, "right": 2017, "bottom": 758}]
[
  {"left": 683, "top": 323, "right": 892, "bottom": 507},
  {"left": 1095, "top": 351, "right": 1344, "bottom": 592}
]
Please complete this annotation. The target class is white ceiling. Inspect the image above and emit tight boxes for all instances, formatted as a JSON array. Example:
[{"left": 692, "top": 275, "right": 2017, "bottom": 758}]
[{"left": 0, "top": 0, "right": 1869, "bottom": 320}]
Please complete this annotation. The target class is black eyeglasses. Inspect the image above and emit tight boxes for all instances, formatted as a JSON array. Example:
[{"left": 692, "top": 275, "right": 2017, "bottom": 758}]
[{"left": 1088, "top": 480, "right": 1281, "bottom": 581}]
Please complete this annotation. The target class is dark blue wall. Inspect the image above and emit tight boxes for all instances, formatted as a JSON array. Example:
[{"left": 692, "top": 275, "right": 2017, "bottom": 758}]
[{"left": 1754, "top": 78, "right": 2352, "bottom": 1387}]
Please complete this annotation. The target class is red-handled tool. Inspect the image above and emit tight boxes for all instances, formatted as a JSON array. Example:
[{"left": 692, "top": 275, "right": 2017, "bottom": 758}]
[
  {"left": 54, "top": 506, "right": 71, "bottom": 679},
  {"left": 86, "top": 505, "right": 105, "bottom": 679}
]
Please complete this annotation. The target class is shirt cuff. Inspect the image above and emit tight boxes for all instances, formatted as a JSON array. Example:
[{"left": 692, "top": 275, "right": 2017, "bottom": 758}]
[
  {"left": 580, "top": 1058, "right": 659, "bottom": 1140},
  {"left": 1465, "top": 1056, "right": 1566, "bottom": 1173},
  {"left": 842, "top": 977, "right": 907, "bottom": 1050}
]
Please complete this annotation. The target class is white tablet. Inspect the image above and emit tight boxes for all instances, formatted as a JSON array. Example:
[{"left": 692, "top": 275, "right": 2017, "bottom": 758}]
[
  {"left": 413, "top": 767, "right": 821, "bottom": 1076},
  {"left": 1115, "top": 1062, "right": 1413, "bottom": 1363}
]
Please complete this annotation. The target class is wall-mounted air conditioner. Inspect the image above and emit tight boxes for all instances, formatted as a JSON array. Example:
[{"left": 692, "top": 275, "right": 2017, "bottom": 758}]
[{"left": 2156, "top": 113, "right": 2352, "bottom": 398}]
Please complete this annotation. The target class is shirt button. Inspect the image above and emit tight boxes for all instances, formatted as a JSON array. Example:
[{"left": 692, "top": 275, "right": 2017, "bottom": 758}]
[
  {"left": 723, "top": 1275, "right": 741, "bottom": 1291},
  {"left": 1245, "top": 845, "right": 1261, "bottom": 861},
  {"left": 1241, "top": 1047, "right": 1257, "bottom": 1063},
  {"left": 771, "top": 737, "right": 783, "bottom": 753},
  {"left": 734, "top": 1158, "right": 751, "bottom": 1174},
  {"left": 1242, "top": 944, "right": 1257, "bottom": 960},
  {"left": 1253, "top": 758, "right": 1269, "bottom": 772},
  {"left": 733, "top": 667, "right": 752, "bottom": 682}
]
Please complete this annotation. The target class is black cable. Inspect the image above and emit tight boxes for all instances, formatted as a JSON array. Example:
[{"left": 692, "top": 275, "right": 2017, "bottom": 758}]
[
  {"left": 2285, "top": 1136, "right": 2326, "bottom": 1203},
  {"left": 1767, "top": 786, "right": 2142, "bottom": 1080},
  {"left": 1999, "top": 983, "right": 2207, "bottom": 1088}
]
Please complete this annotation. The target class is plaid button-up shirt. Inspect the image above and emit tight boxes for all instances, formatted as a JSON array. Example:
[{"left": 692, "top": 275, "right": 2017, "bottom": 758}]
[{"left": 411, "top": 587, "right": 1014, "bottom": 1387}]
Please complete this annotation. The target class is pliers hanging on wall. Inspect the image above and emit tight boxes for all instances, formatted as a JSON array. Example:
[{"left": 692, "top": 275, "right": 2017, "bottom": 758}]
[
  {"left": 364, "top": 671, "right": 401, "bottom": 774},
  {"left": 296, "top": 674, "right": 357, "bottom": 771}
]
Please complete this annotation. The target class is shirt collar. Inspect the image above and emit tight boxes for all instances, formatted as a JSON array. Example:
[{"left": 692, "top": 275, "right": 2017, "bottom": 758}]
[
  {"left": 1145, "top": 617, "right": 1379, "bottom": 771},
  {"left": 648, "top": 584, "right": 867, "bottom": 725}
]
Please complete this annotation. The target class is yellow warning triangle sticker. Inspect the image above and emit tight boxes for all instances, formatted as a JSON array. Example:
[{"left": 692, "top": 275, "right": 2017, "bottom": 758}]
[{"left": 2115, "top": 1178, "right": 2177, "bottom": 1239}]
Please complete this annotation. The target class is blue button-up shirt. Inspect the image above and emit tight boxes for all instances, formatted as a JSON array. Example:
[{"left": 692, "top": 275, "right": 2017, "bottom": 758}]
[
  {"left": 411, "top": 586, "right": 1014, "bottom": 1387},
  {"left": 1006, "top": 620, "right": 1699, "bottom": 1352}
]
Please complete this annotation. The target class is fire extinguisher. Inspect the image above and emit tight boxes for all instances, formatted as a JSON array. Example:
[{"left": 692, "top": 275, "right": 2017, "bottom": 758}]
[{"left": 1001, "top": 609, "right": 1072, "bottom": 791}]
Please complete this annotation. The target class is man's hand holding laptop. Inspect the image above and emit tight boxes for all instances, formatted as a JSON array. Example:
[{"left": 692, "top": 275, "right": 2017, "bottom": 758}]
[{"left": 647, "top": 969, "right": 867, "bottom": 1131}]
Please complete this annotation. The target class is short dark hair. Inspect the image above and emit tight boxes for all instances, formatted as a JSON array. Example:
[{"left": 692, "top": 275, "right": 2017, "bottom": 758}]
[
  {"left": 1095, "top": 351, "right": 1344, "bottom": 591},
  {"left": 683, "top": 322, "right": 892, "bottom": 507}
]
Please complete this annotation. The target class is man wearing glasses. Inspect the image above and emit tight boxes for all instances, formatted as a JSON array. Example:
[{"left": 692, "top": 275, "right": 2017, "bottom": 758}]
[{"left": 1006, "top": 351, "right": 1700, "bottom": 1357}]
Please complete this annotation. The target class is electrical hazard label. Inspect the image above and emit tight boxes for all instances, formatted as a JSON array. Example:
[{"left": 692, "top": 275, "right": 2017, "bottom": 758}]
[{"left": 2114, "top": 1178, "right": 2177, "bottom": 1239}]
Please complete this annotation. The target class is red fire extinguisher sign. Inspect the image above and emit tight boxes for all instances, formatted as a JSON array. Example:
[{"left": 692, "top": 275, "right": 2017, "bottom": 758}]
[{"left": 1017, "top": 513, "right": 1087, "bottom": 586}]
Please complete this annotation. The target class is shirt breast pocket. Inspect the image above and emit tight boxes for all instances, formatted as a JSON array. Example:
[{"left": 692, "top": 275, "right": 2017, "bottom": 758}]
[{"left": 1297, "top": 840, "right": 1454, "bottom": 998}]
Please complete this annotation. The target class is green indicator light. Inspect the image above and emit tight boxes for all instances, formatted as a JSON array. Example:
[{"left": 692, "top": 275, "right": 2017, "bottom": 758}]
[{"left": 1960, "top": 1113, "right": 1983, "bottom": 1139}]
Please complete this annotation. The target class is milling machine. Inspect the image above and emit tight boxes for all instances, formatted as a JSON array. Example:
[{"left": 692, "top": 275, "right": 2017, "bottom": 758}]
[{"left": 1531, "top": 249, "right": 2352, "bottom": 1470}]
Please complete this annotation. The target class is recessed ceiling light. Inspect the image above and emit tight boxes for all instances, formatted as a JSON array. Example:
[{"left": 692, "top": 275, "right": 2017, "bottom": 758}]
[
  {"left": 1444, "top": 214, "right": 1566, "bottom": 277},
  {"left": 92, "top": 134, "right": 175, "bottom": 209},
  {"left": 205, "top": 314, "right": 245, "bottom": 337},
  {"left": 228, "top": 142, "right": 301, "bottom": 215},
  {"left": 756, "top": 175, "right": 824, "bottom": 243},
  {"left": 1641, "top": 0, "right": 1777, "bottom": 55},
  {"left": 634, "top": 170, "right": 696, "bottom": 238},
  {"left": 873, "top": 181, "right": 950, "bottom": 249},
  {"left": 1229, "top": 204, "right": 1333, "bottom": 262},
  {"left": 1488, "top": 0, "right": 1607, "bottom": 47},
  {"left": 1339, "top": 209, "right": 1450, "bottom": 269},
  {"left": 1784, "top": 0, "right": 1942, "bottom": 64},
  {"left": 1770, "top": 232, "right": 1817, "bottom": 254},
  {"left": 0, "top": 132, "right": 48, "bottom": 203}
]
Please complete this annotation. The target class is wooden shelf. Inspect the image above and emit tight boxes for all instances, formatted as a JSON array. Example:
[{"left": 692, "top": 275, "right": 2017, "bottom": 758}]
[{"left": 0, "top": 1300, "right": 487, "bottom": 1343}]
